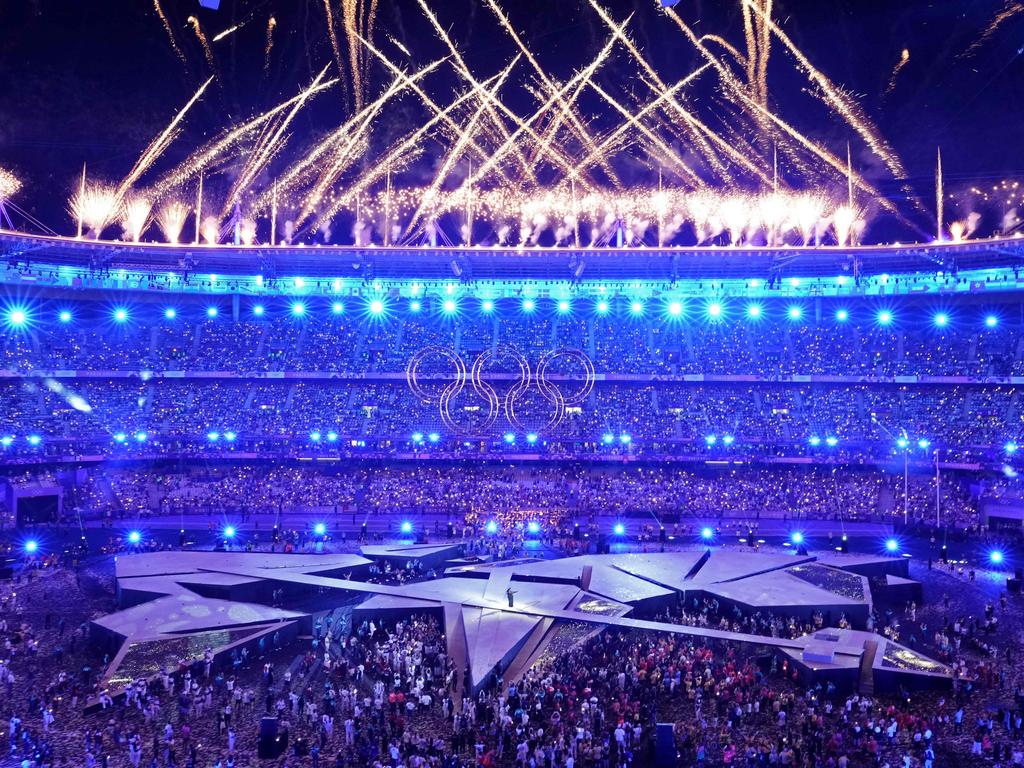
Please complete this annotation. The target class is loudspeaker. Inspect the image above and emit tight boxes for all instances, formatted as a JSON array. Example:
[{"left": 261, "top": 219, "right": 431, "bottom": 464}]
[
  {"left": 654, "top": 722, "right": 676, "bottom": 767},
  {"left": 258, "top": 717, "right": 286, "bottom": 759}
]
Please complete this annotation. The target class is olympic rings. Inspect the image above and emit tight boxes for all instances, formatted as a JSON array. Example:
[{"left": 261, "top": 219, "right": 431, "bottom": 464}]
[{"left": 406, "top": 346, "right": 596, "bottom": 436}]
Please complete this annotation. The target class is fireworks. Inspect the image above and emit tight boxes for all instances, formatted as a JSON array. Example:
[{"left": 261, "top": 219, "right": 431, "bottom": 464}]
[
  {"left": 886, "top": 49, "right": 910, "bottom": 96},
  {"left": 187, "top": 16, "right": 216, "bottom": 71},
  {"left": 153, "top": 0, "right": 186, "bottom": 67},
  {"left": 0, "top": 168, "right": 21, "bottom": 202},
  {"left": 157, "top": 200, "right": 190, "bottom": 244},
  {"left": 121, "top": 197, "right": 152, "bottom": 243},
  {"left": 70, "top": 184, "right": 119, "bottom": 238},
  {"left": 264, "top": 16, "right": 276, "bottom": 75}
]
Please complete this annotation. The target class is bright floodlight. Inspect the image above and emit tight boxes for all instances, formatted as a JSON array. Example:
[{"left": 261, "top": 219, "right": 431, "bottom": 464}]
[
  {"left": 602, "top": 433, "right": 615, "bottom": 444},
  {"left": 667, "top": 301, "right": 683, "bottom": 317},
  {"left": 409, "top": 300, "right": 421, "bottom": 313},
  {"left": 791, "top": 531, "right": 804, "bottom": 544},
  {"left": 707, "top": 302, "right": 723, "bottom": 319},
  {"left": 527, "top": 521, "right": 540, "bottom": 534},
  {"left": 113, "top": 308, "right": 128, "bottom": 323},
  {"left": 934, "top": 313, "right": 948, "bottom": 327},
  {"left": 207, "top": 431, "right": 220, "bottom": 442},
  {"left": 310, "top": 431, "right": 322, "bottom": 442},
  {"left": 332, "top": 302, "right": 345, "bottom": 315},
  {"left": 27, "top": 435, "right": 41, "bottom": 446},
  {"left": 164, "top": 308, "right": 177, "bottom": 320},
  {"left": 485, "top": 521, "right": 498, "bottom": 534},
  {"left": 722, "top": 434, "right": 735, "bottom": 445},
  {"left": 253, "top": 305, "right": 265, "bottom": 316},
  {"left": 746, "top": 304, "right": 762, "bottom": 320},
  {"left": 113, "top": 433, "right": 127, "bottom": 443},
  {"left": 917, "top": 438, "right": 931, "bottom": 449},
  {"left": 441, "top": 298, "right": 457, "bottom": 314},
  {"left": 8, "top": 309, "right": 27, "bottom": 327},
  {"left": 630, "top": 301, "right": 644, "bottom": 315},
  {"left": 835, "top": 309, "right": 849, "bottom": 322},
  {"left": 369, "top": 299, "right": 385, "bottom": 315},
  {"left": 313, "top": 522, "right": 326, "bottom": 536},
  {"left": 0, "top": 436, "right": 12, "bottom": 447},
  {"left": 701, "top": 527, "right": 714, "bottom": 540},
  {"left": 878, "top": 310, "right": 893, "bottom": 325},
  {"left": 223, "top": 526, "right": 236, "bottom": 538},
  {"left": 128, "top": 530, "right": 141, "bottom": 544},
  {"left": 990, "top": 550, "right": 1004, "bottom": 564},
  {"left": 620, "top": 434, "right": 631, "bottom": 444},
  {"left": 526, "top": 433, "right": 538, "bottom": 444},
  {"left": 400, "top": 521, "right": 413, "bottom": 534},
  {"left": 1006, "top": 442, "right": 1019, "bottom": 454},
  {"left": 291, "top": 302, "right": 306, "bottom": 316},
  {"left": 206, "top": 306, "right": 218, "bottom": 318},
  {"left": 557, "top": 300, "right": 571, "bottom": 314},
  {"left": 705, "top": 434, "right": 717, "bottom": 445},
  {"left": 225, "top": 431, "right": 237, "bottom": 442},
  {"left": 135, "top": 432, "right": 147, "bottom": 442},
  {"left": 503, "top": 433, "right": 515, "bottom": 444},
  {"left": 613, "top": 523, "right": 625, "bottom": 536},
  {"left": 985, "top": 315, "right": 998, "bottom": 328},
  {"left": 428, "top": 432, "right": 440, "bottom": 443},
  {"left": 596, "top": 300, "right": 609, "bottom": 315},
  {"left": 59, "top": 310, "right": 72, "bottom": 323},
  {"left": 326, "top": 431, "right": 338, "bottom": 442},
  {"left": 25, "top": 540, "right": 38, "bottom": 554},
  {"left": 522, "top": 299, "right": 535, "bottom": 312},
  {"left": 481, "top": 299, "right": 495, "bottom": 313},
  {"left": 809, "top": 436, "right": 821, "bottom": 446},
  {"left": 885, "top": 538, "right": 899, "bottom": 552},
  {"left": 825, "top": 436, "right": 839, "bottom": 447},
  {"left": 411, "top": 432, "right": 424, "bottom": 443},
  {"left": 896, "top": 436, "right": 909, "bottom": 449},
  {"left": 787, "top": 306, "right": 802, "bottom": 321}
]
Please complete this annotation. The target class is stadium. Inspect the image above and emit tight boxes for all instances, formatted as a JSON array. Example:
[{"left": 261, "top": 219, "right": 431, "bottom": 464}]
[{"left": 2, "top": 1, "right": 1024, "bottom": 766}]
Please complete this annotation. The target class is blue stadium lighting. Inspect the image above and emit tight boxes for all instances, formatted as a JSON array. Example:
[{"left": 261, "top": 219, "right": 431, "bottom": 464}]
[
  {"left": 24, "top": 540, "right": 38, "bottom": 554},
  {"left": 481, "top": 299, "right": 495, "bottom": 313},
  {"left": 113, "top": 433, "right": 127, "bottom": 443},
  {"left": 1006, "top": 442, "right": 1019, "bottom": 454},
  {"left": 207, "top": 431, "right": 220, "bottom": 442},
  {"left": 985, "top": 315, "right": 999, "bottom": 328},
  {"left": 252, "top": 305, "right": 265, "bottom": 316},
  {"left": 746, "top": 304, "right": 763, "bottom": 319},
  {"left": 527, "top": 521, "right": 540, "bottom": 534},
  {"left": 309, "top": 431, "right": 322, "bottom": 442},
  {"left": 442, "top": 299, "right": 458, "bottom": 314},
  {"left": 58, "top": 310, "right": 72, "bottom": 324},
  {"left": 7, "top": 308, "right": 28, "bottom": 327},
  {"left": 790, "top": 532, "right": 804, "bottom": 545},
  {"left": 164, "top": 308, "right": 177, "bottom": 320},
  {"left": 917, "top": 438, "right": 931, "bottom": 449},
  {"left": 789, "top": 277, "right": 801, "bottom": 287},
  {"left": 990, "top": 550, "right": 1004, "bottom": 565},
  {"left": 835, "top": 309, "right": 849, "bottom": 322},
  {"left": 26, "top": 435, "right": 41, "bottom": 446},
  {"left": 808, "top": 436, "right": 821, "bottom": 446},
  {"left": 722, "top": 434, "right": 735, "bottom": 445},
  {"left": 503, "top": 433, "right": 515, "bottom": 444},
  {"left": 934, "top": 313, "right": 949, "bottom": 327},
  {"left": 411, "top": 432, "right": 424, "bottom": 444},
  {"left": 485, "top": 521, "right": 498, "bottom": 534},
  {"left": 444, "top": 284, "right": 456, "bottom": 295},
  {"left": 620, "top": 434, "right": 631, "bottom": 444},
  {"left": 294, "top": 277, "right": 306, "bottom": 289},
  {"left": 596, "top": 300, "right": 610, "bottom": 315},
  {"left": 877, "top": 310, "right": 893, "bottom": 325},
  {"left": 557, "top": 300, "right": 571, "bottom": 314},
  {"left": 787, "top": 306, "right": 802, "bottom": 321},
  {"left": 825, "top": 436, "right": 839, "bottom": 447},
  {"left": 400, "top": 521, "right": 413, "bottom": 534},
  {"left": 522, "top": 299, "right": 536, "bottom": 312},
  {"left": 326, "top": 431, "right": 338, "bottom": 442},
  {"left": 225, "top": 431, "right": 237, "bottom": 442},
  {"left": 896, "top": 437, "right": 909, "bottom": 449},
  {"left": 206, "top": 306, "right": 218, "bottom": 318},
  {"left": 885, "top": 538, "right": 899, "bottom": 552},
  {"left": 332, "top": 302, "right": 345, "bottom": 315},
  {"left": 113, "top": 308, "right": 128, "bottom": 323},
  {"left": 613, "top": 523, "right": 625, "bottom": 536},
  {"left": 127, "top": 530, "right": 141, "bottom": 544},
  {"left": 291, "top": 302, "right": 306, "bottom": 316},
  {"left": 705, "top": 434, "right": 717, "bottom": 445},
  {"left": 135, "top": 432, "right": 147, "bottom": 442},
  {"left": 369, "top": 299, "right": 385, "bottom": 315},
  {"left": 313, "top": 522, "right": 327, "bottom": 536},
  {"left": 223, "top": 526, "right": 236, "bottom": 539},
  {"left": 409, "top": 300, "right": 421, "bottom": 313},
  {"left": 667, "top": 301, "right": 683, "bottom": 317},
  {"left": 701, "top": 527, "right": 714, "bottom": 540},
  {"left": 332, "top": 278, "right": 343, "bottom": 292},
  {"left": 630, "top": 301, "right": 644, "bottom": 315},
  {"left": 428, "top": 432, "right": 440, "bottom": 443},
  {"left": 602, "top": 433, "right": 615, "bottom": 445},
  {"left": 707, "top": 302, "right": 723, "bottom": 319},
  {"left": 0, "top": 436, "right": 12, "bottom": 447},
  {"left": 526, "top": 433, "right": 538, "bottom": 444}
]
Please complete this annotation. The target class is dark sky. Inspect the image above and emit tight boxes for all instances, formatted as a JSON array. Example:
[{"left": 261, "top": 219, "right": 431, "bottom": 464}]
[{"left": 1, "top": 0, "right": 1022, "bottom": 231}]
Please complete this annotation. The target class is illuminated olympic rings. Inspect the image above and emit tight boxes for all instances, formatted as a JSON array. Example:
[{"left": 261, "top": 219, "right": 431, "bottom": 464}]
[{"left": 405, "top": 346, "right": 595, "bottom": 435}]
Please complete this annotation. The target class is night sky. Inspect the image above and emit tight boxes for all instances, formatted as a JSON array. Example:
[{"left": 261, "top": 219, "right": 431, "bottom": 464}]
[{"left": 1, "top": 0, "right": 1022, "bottom": 231}]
